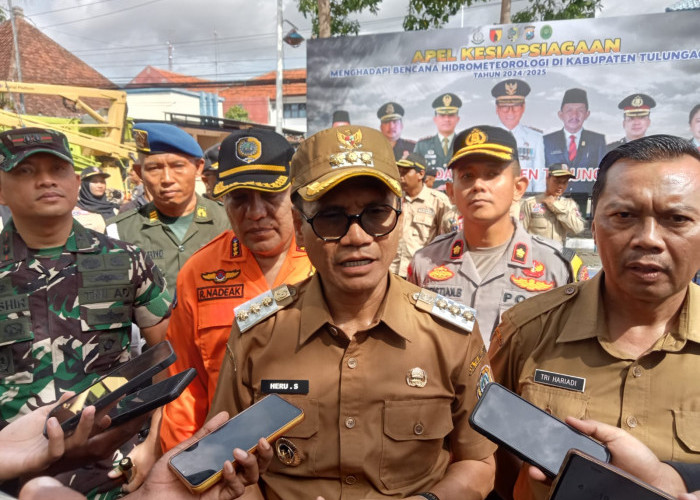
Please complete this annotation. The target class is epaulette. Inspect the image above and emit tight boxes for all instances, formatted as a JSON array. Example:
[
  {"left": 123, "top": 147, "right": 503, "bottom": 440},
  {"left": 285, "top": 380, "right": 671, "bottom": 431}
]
[
  {"left": 505, "top": 282, "right": 580, "bottom": 328},
  {"left": 532, "top": 235, "right": 579, "bottom": 278},
  {"left": 525, "top": 125, "right": 543, "bottom": 134},
  {"left": 561, "top": 247, "right": 589, "bottom": 281},
  {"left": 107, "top": 207, "right": 139, "bottom": 224},
  {"left": 417, "top": 135, "right": 434, "bottom": 142},
  {"left": 429, "top": 232, "right": 455, "bottom": 245},
  {"left": 412, "top": 288, "right": 476, "bottom": 333},
  {"left": 234, "top": 284, "right": 296, "bottom": 333}
]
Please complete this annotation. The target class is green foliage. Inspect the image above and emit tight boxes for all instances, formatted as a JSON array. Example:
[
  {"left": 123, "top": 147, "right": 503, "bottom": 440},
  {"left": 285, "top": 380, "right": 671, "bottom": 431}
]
[
  {"left": 404, "top": 0, "right": 486, "bottom": 31},
  {"left": 225, "top": 104, "right": 250, "bottom": 122},
  {"left": 511, "top": 0, "right": 602, "bottom": 22},
  {"left": 297, "top": 0, "right": 381, "bottom": 36}
]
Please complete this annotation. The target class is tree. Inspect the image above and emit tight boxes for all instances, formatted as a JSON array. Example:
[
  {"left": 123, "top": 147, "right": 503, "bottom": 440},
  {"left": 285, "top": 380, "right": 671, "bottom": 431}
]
[
  {"left": 296, "top": 0, "right": 603, "bottom": 36},
  {"left": 224, "top": 105, "right": 249, "bottom": 122}
]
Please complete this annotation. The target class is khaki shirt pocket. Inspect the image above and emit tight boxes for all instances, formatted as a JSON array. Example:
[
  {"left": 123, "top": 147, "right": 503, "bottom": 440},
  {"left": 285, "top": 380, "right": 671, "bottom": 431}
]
[
  {"left": 380, "top": 398, "right": 454, "bottom": 490},
  {"left": 521, "top": 383, "right": 589, "bottom": 420},
  {"left": 267, "top": 395, "right": 319, "bottom": 474},
  {"left": 673, "top": 410, "right": 700, "bottom": 459},
  {"left": 0, "top": 316, "right": 34, "bottom": 384}
]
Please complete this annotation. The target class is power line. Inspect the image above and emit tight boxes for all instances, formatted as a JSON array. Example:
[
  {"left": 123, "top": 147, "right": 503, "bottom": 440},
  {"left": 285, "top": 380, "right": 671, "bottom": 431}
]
[
  {"left": 27, "top": 0, "right": 122, "bottom": 16},
  {"left": 38, "top": 0, "right": 165, "bottom": 28}
]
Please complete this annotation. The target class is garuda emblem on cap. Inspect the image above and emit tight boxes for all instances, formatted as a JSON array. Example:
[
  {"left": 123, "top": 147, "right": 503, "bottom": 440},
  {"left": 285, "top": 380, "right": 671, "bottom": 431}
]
[
  {"left": 386, "top": 103, "right": 394, "bottom": 114},
  {"left": 631, "top": 95, "right": 643, "bottom": 107},
  {"left": 442, "top": 94, "right": 452, "bottom": 107},
  {"left": 505, "top": 82, "right": 517, "bottom": 95},
  {"left": 337, "top": 129, "right": 363, "bottom": 150},
  {"left": 236, "top": 137, "right": 262, "bottom": 164},
  {"left": 465, "top": 128, "right": 487, "bottom": 147}
]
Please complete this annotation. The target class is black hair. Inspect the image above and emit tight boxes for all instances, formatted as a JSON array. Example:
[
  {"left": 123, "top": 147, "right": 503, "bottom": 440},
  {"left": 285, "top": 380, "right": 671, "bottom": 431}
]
[{"left": 592, "top": 134, "right": 700, "bottom": 214}]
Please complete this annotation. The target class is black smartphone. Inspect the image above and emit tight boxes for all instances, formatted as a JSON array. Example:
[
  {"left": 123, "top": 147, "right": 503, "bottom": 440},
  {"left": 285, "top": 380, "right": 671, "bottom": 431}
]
[
  {"left": 168, "top": 394, "right": 305, "bottom": 493},
  {"left": 549, "top": 449, "right": 675, "bottom": 500},
  {"left": 46, "top": 340, "right": 176, "bottom": 435},
  {"left": 107, "top": 368, "right": 197, "bottom": 427},
  {"left": 469, "top": 382, "right": 610, "bottom": 477}
]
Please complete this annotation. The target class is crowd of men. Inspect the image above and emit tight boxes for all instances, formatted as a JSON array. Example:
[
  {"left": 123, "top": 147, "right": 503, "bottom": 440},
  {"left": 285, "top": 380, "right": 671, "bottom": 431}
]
[{"left": 0, "top": 95, "right": 698, "bottom": 500}]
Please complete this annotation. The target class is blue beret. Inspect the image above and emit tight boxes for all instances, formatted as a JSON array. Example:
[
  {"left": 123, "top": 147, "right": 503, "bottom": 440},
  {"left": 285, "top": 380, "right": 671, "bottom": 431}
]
[{"left": 132, "top": 123, "right": 203, "bottom": 158}]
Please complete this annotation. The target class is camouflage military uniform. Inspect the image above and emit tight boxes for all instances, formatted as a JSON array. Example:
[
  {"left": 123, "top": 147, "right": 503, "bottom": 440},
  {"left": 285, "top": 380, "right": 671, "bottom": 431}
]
[
  {"left": 0, "top": 220, "right": 170, "bottom": 498},
  {"left": 106, "top": 195, "right": 229, "bottom": 290}
]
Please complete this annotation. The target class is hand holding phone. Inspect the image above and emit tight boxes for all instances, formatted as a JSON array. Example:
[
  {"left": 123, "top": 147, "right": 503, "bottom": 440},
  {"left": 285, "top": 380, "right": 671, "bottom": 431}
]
[
  {"left": 469, "top": 382, "right": 610, "bottom": 477},
  {"left": 168, "top": 394, "right": 304, "bottom": 493}
]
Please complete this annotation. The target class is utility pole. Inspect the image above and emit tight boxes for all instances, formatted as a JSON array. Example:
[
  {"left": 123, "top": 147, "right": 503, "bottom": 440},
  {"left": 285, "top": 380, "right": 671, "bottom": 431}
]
[
  {"left": 500, "top": 0, "right": 512, "bottom": 24},
  {"left": 8, "top": 0, "right": 25, "bottom": 114},
  {"left": 318, "top": 0, "right": 331, "bottom": 38},
  {"left": 275, "top": 0, "right": 284, "bottom": 133}
]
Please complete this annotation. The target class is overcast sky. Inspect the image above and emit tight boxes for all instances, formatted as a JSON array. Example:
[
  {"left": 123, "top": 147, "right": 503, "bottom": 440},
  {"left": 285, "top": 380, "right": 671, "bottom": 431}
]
[{"left": 8, "top": 0, "right": 672, "bottom": 85}]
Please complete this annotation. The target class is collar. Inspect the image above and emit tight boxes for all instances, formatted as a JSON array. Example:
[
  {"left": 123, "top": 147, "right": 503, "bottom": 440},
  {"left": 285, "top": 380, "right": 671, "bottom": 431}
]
[
  {"left": 142, "top": 195, "right": 214, "bottom": 226},
  {"left": 556, "top": 273, "right": 700, "bottom": 346},
  {"left": 406, "top": 184, "right": 430, "bottom": 202},
  {"left": 438, "top": 133, "right": 454, "bottom": 143},
  {"left": 298, "top": 273, "right": 413, "bottom": 346},
  {"left": 228, "top": 232, "right": 306, "bottom": 262},
  {"left": 0, "top": 220, "right": 99, "bottom": 263},
  {"left": 564, "top": 128, "right": 583, "bottom": 145}
]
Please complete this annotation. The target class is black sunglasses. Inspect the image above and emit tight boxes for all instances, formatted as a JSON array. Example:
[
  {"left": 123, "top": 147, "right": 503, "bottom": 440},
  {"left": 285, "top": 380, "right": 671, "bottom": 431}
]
[{"left": 302, "top": 202, "right": 402, "bottom": 242}]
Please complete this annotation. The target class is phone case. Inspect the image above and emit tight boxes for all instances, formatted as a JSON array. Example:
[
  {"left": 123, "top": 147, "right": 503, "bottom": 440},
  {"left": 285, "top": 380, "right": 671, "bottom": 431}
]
[
  {"left": 107, "top": 368, "right": 197, "bottom": 427},
  {"left": 168, "top": 395, "right": 305, "bottom": 493}
]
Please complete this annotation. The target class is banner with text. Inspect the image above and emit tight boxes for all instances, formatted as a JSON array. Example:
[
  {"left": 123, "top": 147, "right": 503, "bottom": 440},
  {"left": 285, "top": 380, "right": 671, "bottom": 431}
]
[{"left": 306, "top": 11, "right": 700, "bottom": 193}]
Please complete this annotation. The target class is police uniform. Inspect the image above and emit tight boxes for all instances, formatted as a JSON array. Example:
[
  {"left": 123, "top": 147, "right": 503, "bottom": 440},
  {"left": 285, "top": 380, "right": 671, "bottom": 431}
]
[
  {"left": 408, "top": 222, "right": 573, "bottom": 347},
  {"left": 106, "top": 123, "right": 229, "bottom": 290},
  {"left": 606, "top": 93, "right": 656, "bottom": 152},
  {"left": 391, "top": 153, "right": 458, "bottom": 278},
  {"left": 376, "top": 102, "right": 415, "bottom": 161},
  {"left": 160, "top": 129, "right": 314, "bottom": 451},
  {"left": 520, "top": 164, "right": 585, "bottom": 244},
  {"left": 491, "top": 80, "right": 546, "bottom": 193},
  {"left": 489, "top": 275, "right": 700, "bottom": 500},
  {"left": 0, "top": 220, "right": 170, "bottom": 424},
  {"left": 209, "top": 274, "right": 497, "bottom": 499},
  {"left": 414, "top": 93, "right": 462, "bottom": 191}
]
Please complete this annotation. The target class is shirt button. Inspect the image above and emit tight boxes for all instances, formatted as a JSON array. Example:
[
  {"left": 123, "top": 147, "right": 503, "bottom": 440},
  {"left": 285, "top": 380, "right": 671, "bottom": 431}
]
[
  {"left": 345, "top": 475, "right": 357, "bottom": 485},
  {"left": 632, "top": 365, "right": 643, "bottom": 378},
  {"left": 414, "top": 423, "right": 424, "bottom": 435},
  {"left": 565, "top": 285, "right": 575, "bottom": 295},
  {"left": 347, "top": 357, "right": 358, "bottom": 369},
  {"left": 328, "top": 326, "right": 338, "bottom": 336},
  {"left": 178, "top": 245, "right": 185, "bottom": 252},
  {"left": 345, "top": 417, "right": 356, "bottom": 429},
  {"left": 626, "top": 415, "right": 638, "bottom": 428},
  {"left": 544, "top": 407, "right": 552, "bottom": 415}
]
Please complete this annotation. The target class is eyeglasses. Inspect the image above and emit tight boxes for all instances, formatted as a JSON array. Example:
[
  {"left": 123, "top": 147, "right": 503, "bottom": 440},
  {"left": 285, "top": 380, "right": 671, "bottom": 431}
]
[{"left": 301, "top": 202, "right": 402, "bottom": 242}]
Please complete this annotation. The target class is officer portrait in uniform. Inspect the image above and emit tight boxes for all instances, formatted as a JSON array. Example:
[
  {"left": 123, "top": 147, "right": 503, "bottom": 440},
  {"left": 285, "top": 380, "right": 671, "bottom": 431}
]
[
  {"left": 376, "top": 101, "right": 415, "bottom": 161},
  {"left": 210, "top": 125, "right": 497, "bottom": 500},
  {"left": 543, "top": 88, "right": 606, "bottom": 173},
  {"left": 489, "top": 135, "right": 700, "bottom": 500},
  {"left": 409, "top": 126, "right": 575, "bottom": 346},
  {"left": 0, "top": 127, "right": 171, "bottom": 497},
  {"left": 491, "top": 79, "right": 545, "bottom": 193},
  {"left": 520, "top": 163, "right": 585, "bottom": 244},
  {"left": 160, "top": 129, "right": 313, "bottom": 452},
  {"left": 390, "top": 152, "right": 457, "bottom": 278},
  {"left": 606, "top": 93, "right": 656, "bottom": 152},
  {"left": 107, "top": 123, "right": 230, "bottom": 291},
  {"left": 414, "top": 92, "right": 462, "bottom": 191},
  {"left": 689, "top": 104, "right": 700, "bottom": 150}
]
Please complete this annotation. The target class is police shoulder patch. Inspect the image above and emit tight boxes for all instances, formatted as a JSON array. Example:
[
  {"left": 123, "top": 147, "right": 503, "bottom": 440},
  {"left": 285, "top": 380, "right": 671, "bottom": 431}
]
[
  {"left": 411, "top": 288, "right": 476, "bottom": 333},
  {"left": 234, "top": 284, "right": 296, "bottom": 333}
]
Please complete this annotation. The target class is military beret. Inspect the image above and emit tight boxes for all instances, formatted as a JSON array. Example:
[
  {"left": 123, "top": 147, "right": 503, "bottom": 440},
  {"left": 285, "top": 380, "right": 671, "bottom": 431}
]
[
  {"left": 449, "top": 125, "right": 517, "bottom": 168},
  {"left": 203, "top": 143, "right": 220, "bottom": 173},
  {"left": 397, "top": 152, "right": 427, "bottom": 171},
  {"left": 80, "top": 166, "right": 110, "bottom": 181},
  {"left": 432, "top": 93, "right": 462, "bottom": 115},
  {"left": 618, "top": 94, "right": 656, "bottom": 117},
  {"left": 0, "top": 127, "right": 73, "bottom": 172},
  {"left": 561, "top": 88, "right": 588, "bottom": 108},
  {"left": 331, "top": 110, "right": 350, "bottom": 125},
  {"left": 377, "top": 102, "right": 405, "bottom": 122},
  {"left": 291, "top": 126, "right": 401, "bottom": 202},
  {"left": 492, "top": 79, "right": 530, "bottom": 105},
  {"left": 132, "top": 123, "right": 203, "bottom": 158},
  {"left": 547, "top": 163, "right": 575, "bottom": 177},
  {"left": 213, "top": 129, "right": 293, "bottom": 199}
]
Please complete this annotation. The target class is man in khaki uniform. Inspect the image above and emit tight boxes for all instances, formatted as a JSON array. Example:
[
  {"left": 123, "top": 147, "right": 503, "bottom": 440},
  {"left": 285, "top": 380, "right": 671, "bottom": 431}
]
[
  {"left": 520, "top": 163, "right": 585, "bottom": 244},
  {"left": 408, "top": 126, "right": 575, "bottom": 347},
  {"left": 391, "top": 152, "right": 458, "bottom": 278},
  {"left": 488, "top": 134, "right": 700, "bottom": 500},
  {"left": 210, "top": 126, "right": 497, "bottom": 500}
]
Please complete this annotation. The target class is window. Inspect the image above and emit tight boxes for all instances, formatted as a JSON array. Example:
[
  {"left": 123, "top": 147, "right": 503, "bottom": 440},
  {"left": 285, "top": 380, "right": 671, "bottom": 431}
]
[{"left": 283, "top": 103, "right": 306, "bottom": 119}]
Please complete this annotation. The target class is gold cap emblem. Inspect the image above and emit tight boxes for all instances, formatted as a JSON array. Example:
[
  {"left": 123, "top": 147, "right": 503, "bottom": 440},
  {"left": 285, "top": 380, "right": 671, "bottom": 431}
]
[
  {"left": 406, "top": 367, "right": 428, "bottom": 388},
  {"left": 442, "top": 94, "right": 452, "bottom": 107},
  {"left": 631, "top": 95, "right": 643, "bottom": 107},
  {"left": 386, "top": 103, "right": 394, "bottom": 114},
  {"left": 337, "top": 129, "right": 363, "bottom": 151},
  {"left": 505, "top": 82, "right": 517, "bottom": 96},
  {"left": 465, "top": 128, "right": 487, "bottom": 147}
]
